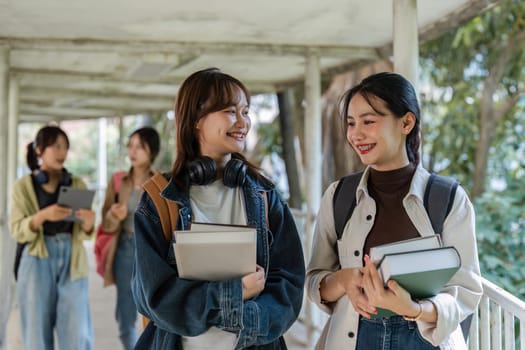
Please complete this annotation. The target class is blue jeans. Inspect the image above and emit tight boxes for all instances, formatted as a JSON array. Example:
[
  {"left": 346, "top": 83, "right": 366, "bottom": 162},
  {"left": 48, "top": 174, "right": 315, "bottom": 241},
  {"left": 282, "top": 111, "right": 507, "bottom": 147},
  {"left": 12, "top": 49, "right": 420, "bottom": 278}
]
[
  {"left": 16, "top": 234, "right": 93, "bottom": 350},
  {"left": 356, "top": 316, "right": 439, "bottom": 350},
  {"left": 114, "top": 233, "right": 138, "bottom": 350}
]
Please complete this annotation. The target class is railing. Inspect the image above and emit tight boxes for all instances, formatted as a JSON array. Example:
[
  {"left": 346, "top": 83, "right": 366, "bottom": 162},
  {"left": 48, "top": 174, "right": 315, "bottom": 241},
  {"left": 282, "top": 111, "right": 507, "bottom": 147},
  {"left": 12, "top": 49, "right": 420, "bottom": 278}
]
[
  {"left": 468, "top": 278, "right": 525, "bottom": 350},
  {"left": 290, "top": 209, "right": 525, "bottom": 350}
]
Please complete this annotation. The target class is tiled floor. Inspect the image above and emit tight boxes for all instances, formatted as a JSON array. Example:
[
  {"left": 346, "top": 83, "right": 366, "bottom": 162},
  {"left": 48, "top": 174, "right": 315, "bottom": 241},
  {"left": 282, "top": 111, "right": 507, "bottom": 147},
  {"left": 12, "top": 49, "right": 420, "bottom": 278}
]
[{"left": 6, "top": 241, "right": 316, "bottom": 349}]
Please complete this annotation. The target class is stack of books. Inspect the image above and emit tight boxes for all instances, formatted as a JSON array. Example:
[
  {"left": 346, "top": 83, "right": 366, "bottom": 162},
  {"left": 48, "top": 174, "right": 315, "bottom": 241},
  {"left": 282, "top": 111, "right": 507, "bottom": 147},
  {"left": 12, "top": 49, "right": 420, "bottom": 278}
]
[
  {"left": 369, "top": 235, "right": 461, "bottom": 318},
  {"left": 173, "top": 222, "right": 257, "bottom": 281}
]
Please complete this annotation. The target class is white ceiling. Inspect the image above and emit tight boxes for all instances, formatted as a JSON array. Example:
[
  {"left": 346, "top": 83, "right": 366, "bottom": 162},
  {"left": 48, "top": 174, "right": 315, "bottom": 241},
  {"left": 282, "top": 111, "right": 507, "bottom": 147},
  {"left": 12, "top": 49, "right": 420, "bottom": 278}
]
[{"left": 0, "top": 0, "right": 498, "bottom": 121}]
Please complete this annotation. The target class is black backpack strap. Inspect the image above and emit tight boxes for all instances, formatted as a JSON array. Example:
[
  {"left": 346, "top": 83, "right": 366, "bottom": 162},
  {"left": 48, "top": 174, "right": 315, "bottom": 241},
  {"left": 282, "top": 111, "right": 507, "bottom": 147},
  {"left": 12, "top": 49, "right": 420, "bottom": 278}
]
[
  {"left": 424, "top": 173, "right": 472, "bottom": 340},
  {"left": 333, "top": 172, "right": 363, "bottom": 240},
  {"left": 423, "top": 173, "right": 459, "bottom": 234}
]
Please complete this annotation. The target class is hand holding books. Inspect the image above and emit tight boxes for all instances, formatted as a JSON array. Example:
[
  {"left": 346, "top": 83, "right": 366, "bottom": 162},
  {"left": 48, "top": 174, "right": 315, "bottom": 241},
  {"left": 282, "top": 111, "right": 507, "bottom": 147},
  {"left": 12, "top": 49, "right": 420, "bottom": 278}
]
[
  {"left": 242, "top": 264, "right": 265, "bottom": 300},
  {"left": 362, "top": 235, "right": 461, "bottom": 318}
]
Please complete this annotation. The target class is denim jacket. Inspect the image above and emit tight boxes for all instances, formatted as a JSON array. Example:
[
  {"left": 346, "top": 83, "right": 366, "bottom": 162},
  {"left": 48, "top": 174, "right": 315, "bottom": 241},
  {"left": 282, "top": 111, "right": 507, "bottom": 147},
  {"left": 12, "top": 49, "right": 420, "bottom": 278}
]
[{"left": 131, "top": 173, "right": 305, "bottom": 349}]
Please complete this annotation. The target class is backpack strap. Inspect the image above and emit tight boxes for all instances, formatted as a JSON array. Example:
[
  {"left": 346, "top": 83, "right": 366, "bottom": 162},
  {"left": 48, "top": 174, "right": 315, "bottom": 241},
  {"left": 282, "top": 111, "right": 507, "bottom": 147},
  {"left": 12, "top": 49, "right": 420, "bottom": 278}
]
[
  {"left": 112, "top": 171, "right": 126, "bottom": 194},
  {"left": 332, "top": 172, "right": 459, "bottom": 238},
  {"left": 424, "top": 174, "right": 470, "bottom": 340},
  {"left": 143, "top": 172, "right": 179, "bottom": 241},
  {"left": 333, "top": 172, "right": 363, "bottom": 240},
  {"left": 423, "top": 173, "right": 459, "bottom": 234}
]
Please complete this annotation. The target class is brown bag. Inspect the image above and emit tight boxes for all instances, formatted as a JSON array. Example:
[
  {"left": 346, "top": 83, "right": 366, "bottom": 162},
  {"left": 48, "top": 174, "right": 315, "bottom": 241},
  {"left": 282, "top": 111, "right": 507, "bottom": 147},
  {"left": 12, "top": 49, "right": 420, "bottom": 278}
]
[{"left": 140, "top": 172, "right": 179, "bottom": 329}]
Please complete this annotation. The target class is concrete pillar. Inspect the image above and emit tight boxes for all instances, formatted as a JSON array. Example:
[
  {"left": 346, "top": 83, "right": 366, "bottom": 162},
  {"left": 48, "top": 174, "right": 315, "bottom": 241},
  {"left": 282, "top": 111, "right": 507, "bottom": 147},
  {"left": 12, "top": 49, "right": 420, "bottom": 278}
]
[
  {"left": 117, "top": 116, "right": 125, "bottom": 169},
  {"left": 7, "top": 75, "right": 19, "bottom": 190},
  {"left": 0, "top": 46, "right": 9, "bottom": 231},
  {"left": 0, "top": 44, "right": 11, "bottom": 350},
  {"left": 303, "top": 51, "right": 322, "bottom": 259},
  {"left": 303, "top": 51, "right": 322, "bottom": 343},
  {"left": 393, "top": 0, "right": 419, "bottom": 91},
  {"left": 97, "top": 117, "right": 108, "bottom": 216}
]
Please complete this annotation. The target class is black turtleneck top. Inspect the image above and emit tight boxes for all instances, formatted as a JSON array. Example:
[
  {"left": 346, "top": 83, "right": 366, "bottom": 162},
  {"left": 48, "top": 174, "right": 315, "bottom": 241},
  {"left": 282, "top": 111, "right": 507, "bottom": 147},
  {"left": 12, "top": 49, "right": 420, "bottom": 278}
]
[{"left": 363, "top": 163, "right": 419, "bottom": 256}]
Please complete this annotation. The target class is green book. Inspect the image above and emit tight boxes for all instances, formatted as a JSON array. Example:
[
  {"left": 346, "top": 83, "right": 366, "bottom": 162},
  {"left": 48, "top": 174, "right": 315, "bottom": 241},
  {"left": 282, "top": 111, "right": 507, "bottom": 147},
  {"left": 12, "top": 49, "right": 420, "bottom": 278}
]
[{"left": 371, "top": 246, "right": 461, "bottom": 318}]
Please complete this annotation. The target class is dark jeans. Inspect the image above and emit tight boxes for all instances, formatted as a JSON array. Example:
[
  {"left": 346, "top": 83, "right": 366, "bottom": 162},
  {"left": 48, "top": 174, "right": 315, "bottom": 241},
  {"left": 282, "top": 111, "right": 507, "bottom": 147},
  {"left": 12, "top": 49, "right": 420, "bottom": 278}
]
[
  {"left": 114, "top": 233, "right": 138, "bottom": 350},
  {"left": 356, "top": 315, "right": 439, "bottom": 350}
]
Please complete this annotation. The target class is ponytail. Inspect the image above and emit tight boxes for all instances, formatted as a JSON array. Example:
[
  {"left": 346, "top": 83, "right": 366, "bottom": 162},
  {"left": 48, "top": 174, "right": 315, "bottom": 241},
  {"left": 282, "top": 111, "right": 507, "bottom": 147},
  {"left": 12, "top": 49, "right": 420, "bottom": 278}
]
[
  {"left": 406, "top": 123, "right": 421, "bottom": 165},
  {"left": 26, "top": 142, "right": 39, "bottom": 171}
]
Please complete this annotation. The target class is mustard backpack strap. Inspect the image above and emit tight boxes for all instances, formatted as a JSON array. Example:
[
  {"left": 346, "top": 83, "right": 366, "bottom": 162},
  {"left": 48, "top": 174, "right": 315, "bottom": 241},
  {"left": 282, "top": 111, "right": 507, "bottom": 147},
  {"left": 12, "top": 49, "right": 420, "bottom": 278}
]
[{"left": 143, "top": 172, "right": 179, "bottom": 241}]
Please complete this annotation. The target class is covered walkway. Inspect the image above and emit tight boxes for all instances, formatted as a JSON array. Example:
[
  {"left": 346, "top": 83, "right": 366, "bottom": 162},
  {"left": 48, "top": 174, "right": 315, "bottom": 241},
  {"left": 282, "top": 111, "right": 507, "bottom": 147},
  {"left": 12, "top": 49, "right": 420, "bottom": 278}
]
[{"left": 0, "top": 1, "right": 503, "bottom": 349}]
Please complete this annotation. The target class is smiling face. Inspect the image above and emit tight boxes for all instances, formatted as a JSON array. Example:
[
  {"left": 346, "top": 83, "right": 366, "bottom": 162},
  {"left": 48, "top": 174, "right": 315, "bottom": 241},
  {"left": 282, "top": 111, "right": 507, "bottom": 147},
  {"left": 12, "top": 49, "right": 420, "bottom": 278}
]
[
  {"left": 346, "top": 93, "right": 415, "bottom": 171},
  {"left": 37, "top": 134, "right": 69, "bottom": 172},
  {"left": 195, "top": 88, "right": 250, "bottom": 166}
]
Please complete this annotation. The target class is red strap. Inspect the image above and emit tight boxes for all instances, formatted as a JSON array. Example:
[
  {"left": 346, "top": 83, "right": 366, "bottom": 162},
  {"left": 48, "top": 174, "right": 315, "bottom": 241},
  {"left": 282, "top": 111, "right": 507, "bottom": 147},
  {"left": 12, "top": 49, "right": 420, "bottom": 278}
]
[{"left": 112, "top": 171, "right": 126, "bottom": 194}]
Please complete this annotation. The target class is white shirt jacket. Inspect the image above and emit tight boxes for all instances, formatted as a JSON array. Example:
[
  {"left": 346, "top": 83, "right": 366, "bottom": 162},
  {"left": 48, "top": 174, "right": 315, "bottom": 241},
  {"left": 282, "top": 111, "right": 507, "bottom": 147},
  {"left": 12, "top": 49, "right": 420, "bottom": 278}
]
[{"left": 306, "top": 165, "right": 483, "bottom": 350}]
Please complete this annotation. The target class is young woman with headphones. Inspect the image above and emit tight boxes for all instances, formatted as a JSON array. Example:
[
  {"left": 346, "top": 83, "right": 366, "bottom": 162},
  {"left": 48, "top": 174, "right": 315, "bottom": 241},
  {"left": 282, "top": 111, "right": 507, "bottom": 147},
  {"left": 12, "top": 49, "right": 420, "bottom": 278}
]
[
  {"left": 131, "top": 68, "right": 305, "bottom": 349},
  {"left": 10, "top": 125, "right": 95, "bottom": 350}
]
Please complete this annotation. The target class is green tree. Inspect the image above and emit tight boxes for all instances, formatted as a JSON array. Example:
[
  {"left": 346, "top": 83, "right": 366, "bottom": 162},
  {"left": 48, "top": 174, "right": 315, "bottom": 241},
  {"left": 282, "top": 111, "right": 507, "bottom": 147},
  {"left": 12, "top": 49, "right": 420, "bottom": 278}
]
[
  {"left": 421, "top": 0, "right": 525, "bottom": 197},
  {"left": 420, "top": 0, "right": 525, "bottom": 300}
]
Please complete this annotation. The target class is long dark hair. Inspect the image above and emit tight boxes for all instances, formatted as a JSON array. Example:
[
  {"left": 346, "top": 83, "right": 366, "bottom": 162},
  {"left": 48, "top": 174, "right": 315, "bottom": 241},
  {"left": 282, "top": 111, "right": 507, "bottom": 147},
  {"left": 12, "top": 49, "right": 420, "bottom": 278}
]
[
  {"left": 171, "top": 67, "right": 261, "bottom": 189},
  {"left": 129, "top": 126, "right": 161, "bottom": 164},
  {"left": 26, "top": 125, "right": 70, "bottom": 171},
  {"left": 339, "top": 72, "right": 421, "bottom": 165}
]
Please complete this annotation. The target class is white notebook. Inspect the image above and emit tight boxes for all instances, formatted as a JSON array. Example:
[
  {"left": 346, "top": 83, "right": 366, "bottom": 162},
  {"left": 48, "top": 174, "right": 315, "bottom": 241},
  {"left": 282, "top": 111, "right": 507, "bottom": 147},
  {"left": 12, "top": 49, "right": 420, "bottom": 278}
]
[
  {"left": 369, "top": 235, "right": 442, "bottom": 262},
  {"left": 173, "top": 223, "right": 256, "bottom": 281}
]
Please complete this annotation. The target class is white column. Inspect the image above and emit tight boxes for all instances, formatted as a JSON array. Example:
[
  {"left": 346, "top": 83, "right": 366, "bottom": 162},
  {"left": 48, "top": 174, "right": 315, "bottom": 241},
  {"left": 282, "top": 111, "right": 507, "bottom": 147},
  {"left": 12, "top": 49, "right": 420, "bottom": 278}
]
[
  {"left": 393, "top": 0, "right": 419, "bottom": 91},
  {"left": 0, "top": 46, "right": 8, "bottom": 231},
  {"left": 304, "top": 51, "right": 322, "bottom": 258},
  {"left": 0, "top": 45, "right": 11, "bottom": 350},
  {"left": 303, "top": 51, "right": 322, "bottom": 343},
  {"left": 7, "top": 75, "right": 19, "bottom": 190},
  {"left": 117, "top": 116, "right": 125, "bottom": 169},
  {"left": 97, "top": 117, "right": 108, "bottom": 217}
]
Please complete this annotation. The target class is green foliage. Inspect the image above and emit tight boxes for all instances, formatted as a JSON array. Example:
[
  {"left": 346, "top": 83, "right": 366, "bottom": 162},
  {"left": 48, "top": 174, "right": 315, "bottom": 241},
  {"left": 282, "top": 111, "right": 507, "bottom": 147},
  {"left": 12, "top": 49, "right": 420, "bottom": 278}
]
[
  {"left": 255, "top": 120, "right": 282, "bottom": 157},
  {"left": 251, "top": 94, "right": 282, "bottom": 157},
  {"left": 420, "top": 0, "right": 525, "bottom": 300},
  {"left": 474, "top": 179, "right": 525, "bottom": 299}
]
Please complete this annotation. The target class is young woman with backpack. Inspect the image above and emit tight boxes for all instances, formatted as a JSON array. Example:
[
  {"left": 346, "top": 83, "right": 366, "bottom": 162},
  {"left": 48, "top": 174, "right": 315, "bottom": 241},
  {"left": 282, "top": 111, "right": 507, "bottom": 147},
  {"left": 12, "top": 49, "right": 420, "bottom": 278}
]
[
  {"left": 131, "top": 68, "right": 305, "bottom": 349},
  {"left": 306, "top": 72, "right": 482, "bottom": 350},
  {"left": 10, "top": 125, "right": 95, "bottom": 350},
  {"left": 99, "top": 126, "right": 160, "bottom": 350}
]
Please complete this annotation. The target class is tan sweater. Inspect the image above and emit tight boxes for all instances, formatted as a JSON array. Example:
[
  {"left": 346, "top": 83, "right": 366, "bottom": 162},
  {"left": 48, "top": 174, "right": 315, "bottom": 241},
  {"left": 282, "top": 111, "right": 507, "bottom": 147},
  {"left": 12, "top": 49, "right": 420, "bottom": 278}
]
[{"left": 9, "top": 174, "right": 94, "bottom": 281}]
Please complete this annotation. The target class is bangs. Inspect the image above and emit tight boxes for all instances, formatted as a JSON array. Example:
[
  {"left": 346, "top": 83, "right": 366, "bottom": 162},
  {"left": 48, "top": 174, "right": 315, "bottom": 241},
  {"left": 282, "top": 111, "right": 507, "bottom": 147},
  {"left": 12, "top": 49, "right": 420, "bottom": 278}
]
[
  {"left": 38, "top": 126, "right": 70, "bottom": 150},
  {"left": 200, "top": 80, "right": 249, "bottom": 115}
]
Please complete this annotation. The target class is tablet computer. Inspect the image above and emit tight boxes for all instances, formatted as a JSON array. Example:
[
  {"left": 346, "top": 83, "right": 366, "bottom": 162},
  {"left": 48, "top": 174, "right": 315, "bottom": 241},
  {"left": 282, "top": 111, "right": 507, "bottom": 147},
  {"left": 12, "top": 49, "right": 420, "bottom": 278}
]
[{"left": 57, "top": 186, "right": 96, "bottom": 221}]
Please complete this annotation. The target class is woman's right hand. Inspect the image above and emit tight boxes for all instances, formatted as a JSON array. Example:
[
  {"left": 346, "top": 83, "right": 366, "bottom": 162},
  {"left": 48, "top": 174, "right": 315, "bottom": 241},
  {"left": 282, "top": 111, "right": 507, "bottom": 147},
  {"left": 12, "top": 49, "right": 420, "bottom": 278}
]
[
  {"left": 242, "top": 265, "right": 265, "bottom": 300},
  {"left": 321, "top": 267, "right": 376, "bottom": 318},
  {"left": 42, "top": 204, "right": 73, "bottom": 222},
  {"left": 110, "top": 203, "right": 127, "bottom": 221},
  {"left": 31, "top": 204, "right": 72, "bottom": 231}
]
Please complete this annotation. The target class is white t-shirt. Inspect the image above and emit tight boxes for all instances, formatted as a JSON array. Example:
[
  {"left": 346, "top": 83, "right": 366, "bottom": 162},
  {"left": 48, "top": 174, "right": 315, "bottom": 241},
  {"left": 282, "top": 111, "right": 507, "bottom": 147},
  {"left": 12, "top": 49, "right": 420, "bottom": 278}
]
[{"left": 182, "top": 180, "right": 247, "bottom": 349}]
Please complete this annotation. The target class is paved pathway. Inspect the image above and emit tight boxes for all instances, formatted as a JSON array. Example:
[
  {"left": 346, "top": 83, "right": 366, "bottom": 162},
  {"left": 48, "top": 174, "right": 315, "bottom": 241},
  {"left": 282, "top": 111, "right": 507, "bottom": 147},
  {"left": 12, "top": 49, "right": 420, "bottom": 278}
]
[{"left": 6, "top": 241, "right": 315, "bottom": 349}]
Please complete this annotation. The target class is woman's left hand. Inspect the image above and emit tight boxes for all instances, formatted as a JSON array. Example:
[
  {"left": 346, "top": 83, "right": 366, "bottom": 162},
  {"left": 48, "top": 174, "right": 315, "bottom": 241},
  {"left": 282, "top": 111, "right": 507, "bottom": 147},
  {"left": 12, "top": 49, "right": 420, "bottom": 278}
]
[
  {"left": 361, "top": 255, "right": 415, "bottom": 316},
  {"left": 242, "top": 264, "right": 265, "bottom": 300},
  {"left": 76, "top": 208, "right": 96, "bottom": 233}
]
